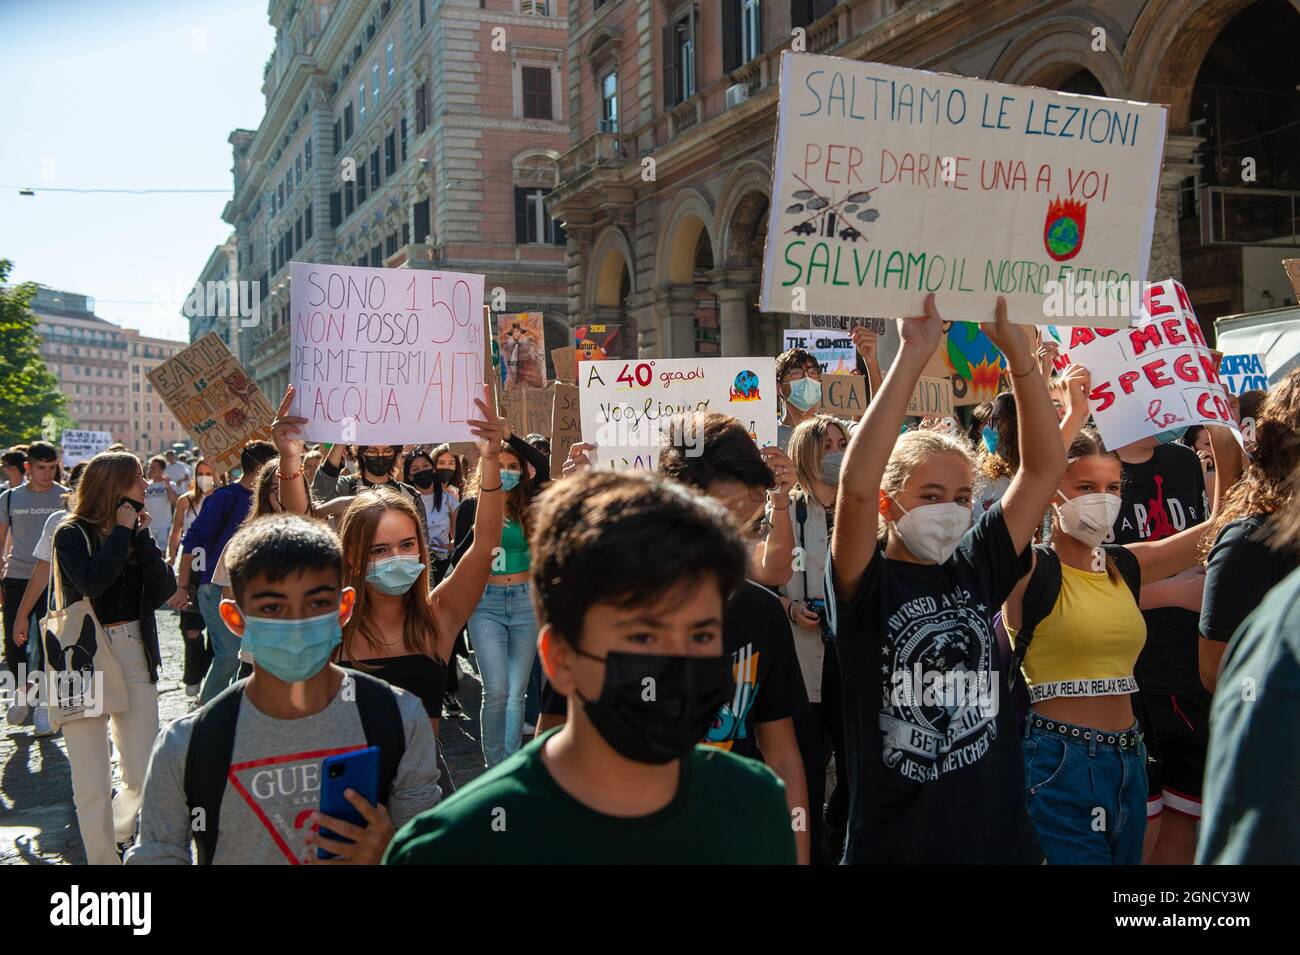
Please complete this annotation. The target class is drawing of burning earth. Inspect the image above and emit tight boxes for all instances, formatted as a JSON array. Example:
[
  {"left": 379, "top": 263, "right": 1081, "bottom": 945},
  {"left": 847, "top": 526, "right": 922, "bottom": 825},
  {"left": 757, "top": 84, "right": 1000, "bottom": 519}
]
[
  {"left": 1043, "top": 197, "right": 1087, "bottom": 262},
  {"left": 729, "top": 370, "right": 762, "bottom": 402},
  {"left": 945, "top": 322, "right": 1005, "bottom": 404}
]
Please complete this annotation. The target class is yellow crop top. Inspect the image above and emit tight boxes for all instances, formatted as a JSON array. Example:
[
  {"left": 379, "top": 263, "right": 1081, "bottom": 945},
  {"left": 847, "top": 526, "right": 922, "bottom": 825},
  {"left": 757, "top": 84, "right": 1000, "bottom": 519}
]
[{"left": 1007, "top": 561, "right": 1147, "bottom": 703}]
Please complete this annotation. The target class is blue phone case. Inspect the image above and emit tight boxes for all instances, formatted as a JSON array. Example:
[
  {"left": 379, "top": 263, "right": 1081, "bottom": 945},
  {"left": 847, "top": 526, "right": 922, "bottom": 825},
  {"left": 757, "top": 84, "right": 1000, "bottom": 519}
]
[{"left": 318, "top": 746, "right": 380, "bottom": 860}]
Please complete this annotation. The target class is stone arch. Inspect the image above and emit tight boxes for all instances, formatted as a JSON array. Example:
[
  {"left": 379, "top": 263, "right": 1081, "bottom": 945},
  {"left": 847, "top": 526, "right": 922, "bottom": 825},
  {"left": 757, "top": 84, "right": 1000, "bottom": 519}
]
[
  {"left": 716, "top": 160, "right": 772, "bottom": 269},
  {"left": 656, "top": 188, "right": 717, "bottom": 285},
  {"left": 989, "top": 14, "right": 1127, "bottom": 96},
  {"left": 512, "top": 148, "right": 561, "bottom": 189},
  {"left": 587, "top": 226, "right": 637, "bottom": 309},
  {"left": 1125, "top": 0, "right": 1259, "bottom": 131}
]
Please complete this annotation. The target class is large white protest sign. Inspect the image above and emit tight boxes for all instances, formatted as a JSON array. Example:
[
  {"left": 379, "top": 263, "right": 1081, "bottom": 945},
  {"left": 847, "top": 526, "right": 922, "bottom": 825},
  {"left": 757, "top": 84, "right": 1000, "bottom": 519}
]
[
  {"left": 783, "top": 329, "right": 857, "bottom": 374},
  {"left": 290, "top": 262, "right": 486, "bottom": 444},
  {"left": 1218, "top": 353, "right": 1269, "bottom": 395},
  {"left": 579, "top": 357, "right": 776, "bottom": 471},
  {"left": 60, "top": 430, "right": 112, "bottom": 467},
  {"left": 761, "top": 53, "right": 1167, "bottom": 326},
  {"left": 1057, "top": 279, "right": 1237, "bottom": 449}
]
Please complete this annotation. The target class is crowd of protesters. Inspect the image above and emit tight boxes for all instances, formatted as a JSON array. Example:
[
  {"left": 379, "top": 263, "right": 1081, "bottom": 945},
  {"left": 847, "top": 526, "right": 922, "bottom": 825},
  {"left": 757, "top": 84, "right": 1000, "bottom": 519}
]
[{"left": 1, "top": 297, "right": 1296, "bottom": 866}]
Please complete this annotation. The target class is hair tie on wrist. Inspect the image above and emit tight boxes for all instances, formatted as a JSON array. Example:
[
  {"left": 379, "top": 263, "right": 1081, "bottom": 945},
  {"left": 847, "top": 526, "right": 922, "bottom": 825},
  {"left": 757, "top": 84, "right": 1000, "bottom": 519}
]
[{"left": 480, "top": 483, "right": 503, "bottom": 493}]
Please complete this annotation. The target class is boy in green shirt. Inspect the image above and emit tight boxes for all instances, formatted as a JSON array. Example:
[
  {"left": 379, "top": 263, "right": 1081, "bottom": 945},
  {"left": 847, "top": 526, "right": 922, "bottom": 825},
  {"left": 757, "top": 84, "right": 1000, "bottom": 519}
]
[{"left": 386, "top": 471, "right": 796, "bottom": 864}]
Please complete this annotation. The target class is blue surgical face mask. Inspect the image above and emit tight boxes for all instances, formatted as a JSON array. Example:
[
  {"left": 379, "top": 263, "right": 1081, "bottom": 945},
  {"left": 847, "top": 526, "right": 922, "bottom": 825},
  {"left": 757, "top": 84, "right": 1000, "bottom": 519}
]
[
  {"left": 239, "top": 609, "right": 342, "bottom": 684},
  {"left": 500, "top": 469, "right": 522, "bottom": 492},
  {"left": 366, "top": 555, "right": 425, "bottom": 595},
  {"left": 786, "top": 377, "right": 822, "bottom": 412},
  {"left": 981, "top": 426, "right": 999, "bottom": 455},
  {"left": 1153, "top": 429, "right": 1184, "bottom": 446}
]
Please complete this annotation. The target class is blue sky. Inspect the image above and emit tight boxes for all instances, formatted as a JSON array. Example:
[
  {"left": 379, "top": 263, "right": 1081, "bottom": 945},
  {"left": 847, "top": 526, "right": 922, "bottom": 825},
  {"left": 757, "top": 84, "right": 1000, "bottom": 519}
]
[{"left": 0, "top": 0, "right": 275, "bottom": 341}]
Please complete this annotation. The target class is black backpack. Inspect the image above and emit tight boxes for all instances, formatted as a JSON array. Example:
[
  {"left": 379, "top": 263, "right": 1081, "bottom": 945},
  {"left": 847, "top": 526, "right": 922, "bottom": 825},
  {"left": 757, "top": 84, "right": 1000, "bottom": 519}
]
[
  {"left": 1008, "top": 543, "right": 1142, "bottom": 695},
  {"left": 183, "top": 670, "right": 406, "bottom": 865}
]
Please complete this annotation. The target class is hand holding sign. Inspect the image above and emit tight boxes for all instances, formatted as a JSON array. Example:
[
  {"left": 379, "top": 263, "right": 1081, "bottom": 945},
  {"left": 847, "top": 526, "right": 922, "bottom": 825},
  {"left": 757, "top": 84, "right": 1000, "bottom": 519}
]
[
  {"left": 850, "top": 324, "right": 879, "bottom": 364},
  {"left": 1059, "top": 363, "right": 1091, "bottom": 418},
  {"left": 271, "top": 385, "right": 308, "bottom": 461},
  {"left": 979, "top": 297, "right": 1034, "bottom": 376},
  {"left": 899, "top": 293, "right": 945, "bottom": 360},
  {"left": 467, "top": 384, "right": 507, "bottom": 461}
]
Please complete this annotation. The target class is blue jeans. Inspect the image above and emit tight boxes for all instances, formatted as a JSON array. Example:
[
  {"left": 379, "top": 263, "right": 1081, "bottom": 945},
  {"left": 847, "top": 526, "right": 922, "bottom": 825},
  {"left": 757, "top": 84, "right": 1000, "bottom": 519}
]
[
  {"left": 198, "top": 582, "right": 240, "bottom": 704},
  {"left": 1024, "top": 717, "right": 1147, "bottom": 864},
  {"left": 468, "top": 582, "right": 537, "bottom": 768}
]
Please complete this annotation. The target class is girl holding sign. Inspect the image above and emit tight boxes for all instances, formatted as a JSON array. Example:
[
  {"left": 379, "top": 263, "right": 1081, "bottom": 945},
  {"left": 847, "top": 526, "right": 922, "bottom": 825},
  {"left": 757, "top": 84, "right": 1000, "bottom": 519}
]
[
  {"left": 1000, "top": 423, "right": 1239, "bottom": 865},
  {"left": 827, "top": 294, "right": 1064, "bottom": 865}
]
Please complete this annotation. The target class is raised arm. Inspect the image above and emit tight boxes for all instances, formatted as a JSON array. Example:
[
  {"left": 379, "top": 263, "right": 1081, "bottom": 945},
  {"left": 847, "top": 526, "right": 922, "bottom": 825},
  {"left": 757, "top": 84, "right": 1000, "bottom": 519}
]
[
  {"left": 750, "top": 448, "right": 796, "bottom": 588},
  {"left": 831, "top": 294, "right": 943, "bottom": 600},
  {"left": 851, "top": 325, "right": 884, "bottom": 398},
  {"left": 988, "top": 300, "right": 1067, "bottom": 552},
  {"left": 432, "top": 386, "right": 507, "bottom": 653},
  {"left": 1128, "top": 424, "right": 1240, "bottom": 582},
  {"left": 271, "top": 385, "right": 311, "bottom": 515},
  {"left": 1056, "top": 364, "right": 1091, "bottom": 452}
]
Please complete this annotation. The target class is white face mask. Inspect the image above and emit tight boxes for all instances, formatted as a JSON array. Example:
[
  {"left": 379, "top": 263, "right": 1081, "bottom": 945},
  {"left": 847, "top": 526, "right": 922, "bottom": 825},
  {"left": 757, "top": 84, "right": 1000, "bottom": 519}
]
[
  {"left": 888, "top": 497, "right": 972, "bottom": 564},
  {"left": 196, "top": 475, "right": 215, "bottom": 492},
  {"left": 1053, "top": 491, "right": 1121, "bottom": 549}
]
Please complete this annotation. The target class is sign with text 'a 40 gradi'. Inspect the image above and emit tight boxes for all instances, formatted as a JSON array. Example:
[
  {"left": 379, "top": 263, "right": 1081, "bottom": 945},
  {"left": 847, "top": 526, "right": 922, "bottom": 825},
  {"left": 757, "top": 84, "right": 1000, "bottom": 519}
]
[
  {"left": 761, "top": 53, "right": 1167, "bottom": 327},
  {"left": 148, "top": 334, "right": 275, "bottom": 474}
]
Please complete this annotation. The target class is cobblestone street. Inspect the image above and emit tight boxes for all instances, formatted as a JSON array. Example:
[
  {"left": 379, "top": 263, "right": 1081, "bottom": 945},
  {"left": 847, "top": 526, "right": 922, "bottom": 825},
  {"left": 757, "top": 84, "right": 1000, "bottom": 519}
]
[{"left": 0, "top": 611, "right": 487, "bottom": 864}]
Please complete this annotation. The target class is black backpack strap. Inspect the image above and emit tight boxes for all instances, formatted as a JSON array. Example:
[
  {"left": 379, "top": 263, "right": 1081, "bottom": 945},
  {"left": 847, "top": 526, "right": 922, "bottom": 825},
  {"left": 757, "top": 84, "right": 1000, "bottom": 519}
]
[
  {"left": 794, "top": 497, "right": 810, "bottom": 599},
  {"left": 350, "top": 671, "right": 406, "bottom": 806},
  {"left": 1101, "top": 544, "right": 1142, "bottom": 602},
  {"left": 1009, "top": 544, "right": 1062, "bottom": 691},
  {"left": 183, "top": 680, "right": 246, "bottom": 866}
]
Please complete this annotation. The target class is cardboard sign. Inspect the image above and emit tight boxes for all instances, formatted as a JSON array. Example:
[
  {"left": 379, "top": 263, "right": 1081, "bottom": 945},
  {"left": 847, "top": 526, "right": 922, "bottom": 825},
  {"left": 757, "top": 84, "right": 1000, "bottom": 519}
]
[
  {"left": 149, "top": 333, "right": 275, "bottom": 473},
  {"left": 1284, "top": 258, "right": 1300, "bottom": 301},
  {"left": 817, "top": 373, "right": 869, "bottom": 418},
  {"left": 498, "top": 312, "right": 546, "bottom": 392},
  {"left": 523, "top": 384, "right": 555, "bottom": 439},
  {"left": 289, "top": 263, "right": 486, "bottom": 445},
  {"left": 551, "top": 345, "right": 578, "bottom": 384},
  {"left": 1219, "top": 353, "right": 1269, "bottom": 395},
  {"left": 908, "top": 376, "right": 956, "bottom": 417},
  {"left": 550, "top": 383, "right": 581, "bottom": 475},
  {"left": 761, "top": 53, "right": 1167, "bottom": 326},
  {"left": 60, "top": 430, "right": 112, "bottom": 467},
  {"left": 575, "top": 322, "right": 624, "bottom": 361},
  {"left": 921, "top": 321, "right": 1015, "bottom": 405},
  {"left": 579, "top": 357, "right": 777, "bottom": 471},
  {"left": 1061, "top": 278, "right": 1237, "bottom": 448},
  {"left": 809, "top": 314, "right": 889, "bottom": 335},
  {"left": 783, "top": 329, "right": 857, "bottom": 374}
]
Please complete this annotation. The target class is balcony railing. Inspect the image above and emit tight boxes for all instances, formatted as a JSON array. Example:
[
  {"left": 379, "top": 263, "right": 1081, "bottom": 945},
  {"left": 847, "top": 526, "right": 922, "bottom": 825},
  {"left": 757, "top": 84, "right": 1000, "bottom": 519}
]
[
  {"left": 669, "top": 98, "right": 702, "bottom": 138},
  {"left": 558, "top": 131, "right": 633, "bottom": 183},
  {"left": 808, "top": 13, "right": 843, "bottom": 54},
  {"left": 1199, "top": 186, "right": 1300, "bottom": 246},
  {"left": 253, "top": 323, "right": 290, "bottom": 361}
]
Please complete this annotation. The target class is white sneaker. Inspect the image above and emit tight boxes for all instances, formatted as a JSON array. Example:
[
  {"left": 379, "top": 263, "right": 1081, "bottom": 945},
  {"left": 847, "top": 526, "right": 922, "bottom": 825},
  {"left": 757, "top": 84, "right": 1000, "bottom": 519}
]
[
  {"left": 6, "top": 702, "right": 30, "bottom": 725},
  {"left": 185, "top": 683, "right": 200, "bottom": 698},
  {"left": 32, "top": 706, "right": 56, "bottom": 737}
]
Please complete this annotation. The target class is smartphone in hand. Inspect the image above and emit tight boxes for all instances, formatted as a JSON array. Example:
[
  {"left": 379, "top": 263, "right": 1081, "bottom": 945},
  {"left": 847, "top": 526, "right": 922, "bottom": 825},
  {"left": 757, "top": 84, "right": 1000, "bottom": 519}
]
[{"left": 317, "top": 746, "right": 380, "bottom": 860}]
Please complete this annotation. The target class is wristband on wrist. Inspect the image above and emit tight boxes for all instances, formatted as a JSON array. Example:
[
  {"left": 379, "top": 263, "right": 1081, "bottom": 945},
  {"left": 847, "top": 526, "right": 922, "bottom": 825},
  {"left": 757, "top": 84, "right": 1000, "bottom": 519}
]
[
  {"left": 480, "top": 483, "right": 503, "bottom": 493},
  {"left": 1010, "top": 363, "right": 1037, "bottom": 378},
  {"left": 277, "top": 464, "right": 305, "bottom": 481}
]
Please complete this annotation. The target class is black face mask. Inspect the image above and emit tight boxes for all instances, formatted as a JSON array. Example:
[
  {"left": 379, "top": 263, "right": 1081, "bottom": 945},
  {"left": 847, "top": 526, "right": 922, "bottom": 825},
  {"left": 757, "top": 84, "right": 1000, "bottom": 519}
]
[
  {"left": 436, "top": 468, "right": 456, "bottom": 485},
  {"left": 573, "top": 650, "right": 735, "bottom": 764},
  {"left": 117, "top": 496, "right": 145, "bottom": 513},
  {"left": 362, "top": 454, "right": 396, "bottom": 478},
  {"left": 410, "top": 470, "right": 437, "bottom": 490}
]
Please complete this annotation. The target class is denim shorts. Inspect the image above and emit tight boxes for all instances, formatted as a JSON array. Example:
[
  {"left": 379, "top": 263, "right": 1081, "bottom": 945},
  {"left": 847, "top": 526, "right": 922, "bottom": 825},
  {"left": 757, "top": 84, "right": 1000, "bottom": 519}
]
[{"left": 1023, "top": 715, "right": 1148, "bottom": 865}]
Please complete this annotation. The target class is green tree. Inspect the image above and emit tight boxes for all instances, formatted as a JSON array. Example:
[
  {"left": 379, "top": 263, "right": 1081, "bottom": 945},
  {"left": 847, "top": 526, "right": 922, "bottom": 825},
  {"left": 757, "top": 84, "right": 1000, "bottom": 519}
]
[{"left": 0, "top": 259, "right": 71, "bottom": 446}]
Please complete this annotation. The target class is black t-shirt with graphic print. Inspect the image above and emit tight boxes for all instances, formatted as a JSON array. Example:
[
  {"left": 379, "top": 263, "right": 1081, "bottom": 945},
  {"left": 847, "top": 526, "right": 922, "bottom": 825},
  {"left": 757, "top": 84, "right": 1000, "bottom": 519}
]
[
  {"left": 827, "top": 502, "right": 1041, "bottom": 864},
  {"left": 1108, "top": 442, "right": 1208, "bottom": 694}
]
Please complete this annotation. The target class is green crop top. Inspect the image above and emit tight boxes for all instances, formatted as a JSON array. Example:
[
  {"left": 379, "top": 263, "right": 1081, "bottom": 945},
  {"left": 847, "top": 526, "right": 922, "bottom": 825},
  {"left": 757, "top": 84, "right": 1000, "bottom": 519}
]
[{"left": 493, "top": 518, "right": 530, "bottom": 575}]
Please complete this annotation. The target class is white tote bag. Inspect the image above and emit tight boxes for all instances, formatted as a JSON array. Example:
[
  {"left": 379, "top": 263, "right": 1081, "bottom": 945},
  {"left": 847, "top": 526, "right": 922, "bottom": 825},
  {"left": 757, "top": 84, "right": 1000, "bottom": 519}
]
[{"left": 41, "top": 521, "right": 129, "bottom": 729}]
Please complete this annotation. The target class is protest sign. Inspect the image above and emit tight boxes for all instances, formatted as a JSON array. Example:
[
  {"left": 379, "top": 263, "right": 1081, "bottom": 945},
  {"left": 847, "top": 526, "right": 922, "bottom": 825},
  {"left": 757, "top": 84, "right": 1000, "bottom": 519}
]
[
  {"left": 149, "top": 334, "right": 275, "bottom": 473},
  {"left": 551, "top": 346, "right": 578, "bottom": 384},
  {"left": 550, "top": 383, "right": 581, "bottom": 474},
  {"left": 575, "top": 323, "right": 625, "bottom": 361},
  {"left": 579, "top": 357, "right": 776, "bottom": 471},
  {"left": 523, "top": 384, "right": 555, "bottom": 438},
  {"left": 908, "top": 376, "right": 955, "bottom": 417},
  {"left": 497, "top": 312, "right": 546, "bottom": 393},
  {"left": 809, "top": 314, "right": 889, "bottom": 335},
  {"left": 921, "top": 321, "right": 1012, "bottom": 405},
  {"left": 1058, "top": 278, "right": 1236, "bottom": 448},
  {"left": 289, "top": 263, "right": 486, "bottom": 445},
  {"left": 761, "top": 53, "right": 1167, "bottom": 326},
  {"left": 1284, "top": 258, "right": 1300, "bottom": 301},
  {"left": 1219, "top": 354, "right": 1269, "bottom": 394},
  {"left": 60, "top": 430, "right": 112, "bottom": 467},
  {"left": 817, "top": 373, "right": 868, "bottom": 418},
  {"left": 783, "top": 329, "right": 857, "bottom": 374}
]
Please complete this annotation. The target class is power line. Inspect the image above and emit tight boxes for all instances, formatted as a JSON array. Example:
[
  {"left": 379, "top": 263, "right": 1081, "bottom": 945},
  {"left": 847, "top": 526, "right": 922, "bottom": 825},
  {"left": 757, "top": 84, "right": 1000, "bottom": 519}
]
[{"left": 5, "top": 185, "right": 231, "bottom": 195}]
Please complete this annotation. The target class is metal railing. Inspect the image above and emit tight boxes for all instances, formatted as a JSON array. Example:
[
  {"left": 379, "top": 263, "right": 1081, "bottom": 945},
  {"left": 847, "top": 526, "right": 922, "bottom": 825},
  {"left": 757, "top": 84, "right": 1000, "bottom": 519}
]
[{"left": 1199, "top": 186, "right": 1300, "bottom": 246}]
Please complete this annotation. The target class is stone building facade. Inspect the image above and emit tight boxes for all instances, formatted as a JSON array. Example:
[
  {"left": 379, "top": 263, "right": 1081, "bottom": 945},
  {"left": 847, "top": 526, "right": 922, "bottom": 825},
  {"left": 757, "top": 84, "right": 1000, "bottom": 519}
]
[
  {"left": 550, "top": 0, "right": 1300, "bottom": 359},
  {"left": 223, "top": 0, "right": 571, "bottom": 403}
]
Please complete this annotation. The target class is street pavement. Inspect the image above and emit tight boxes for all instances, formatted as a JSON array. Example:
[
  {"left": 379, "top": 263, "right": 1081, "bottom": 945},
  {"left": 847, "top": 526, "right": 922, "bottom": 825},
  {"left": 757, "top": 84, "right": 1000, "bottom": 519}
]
[{"left": 0, "top": 611, "right": 488, "bottom": 864}]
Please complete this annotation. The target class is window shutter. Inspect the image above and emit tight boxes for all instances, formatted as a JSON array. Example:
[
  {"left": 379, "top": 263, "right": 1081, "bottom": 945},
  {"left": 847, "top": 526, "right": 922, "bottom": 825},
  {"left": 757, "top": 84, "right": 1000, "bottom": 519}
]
[
  {"left": 330, "top": 191, "right": 341, "bottom": 227},
  {"left": 791, "top": 0, "right": 813, "bottom": 29},
  {"left": 514, "top": 187, "right": 528, "bottom": 244},
  {"left": 722, "top": 0, "right": 741, "bottom": 74},
  {"left": 662, "top": 24, "right": 677, "bottom": 108}
]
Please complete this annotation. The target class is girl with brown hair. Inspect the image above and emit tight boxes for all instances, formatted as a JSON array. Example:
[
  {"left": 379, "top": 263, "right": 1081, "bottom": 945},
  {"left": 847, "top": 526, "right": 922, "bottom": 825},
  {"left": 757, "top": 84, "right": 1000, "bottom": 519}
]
[{"left": 51, "top": 451, "right": 176, "bottom": 863}]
